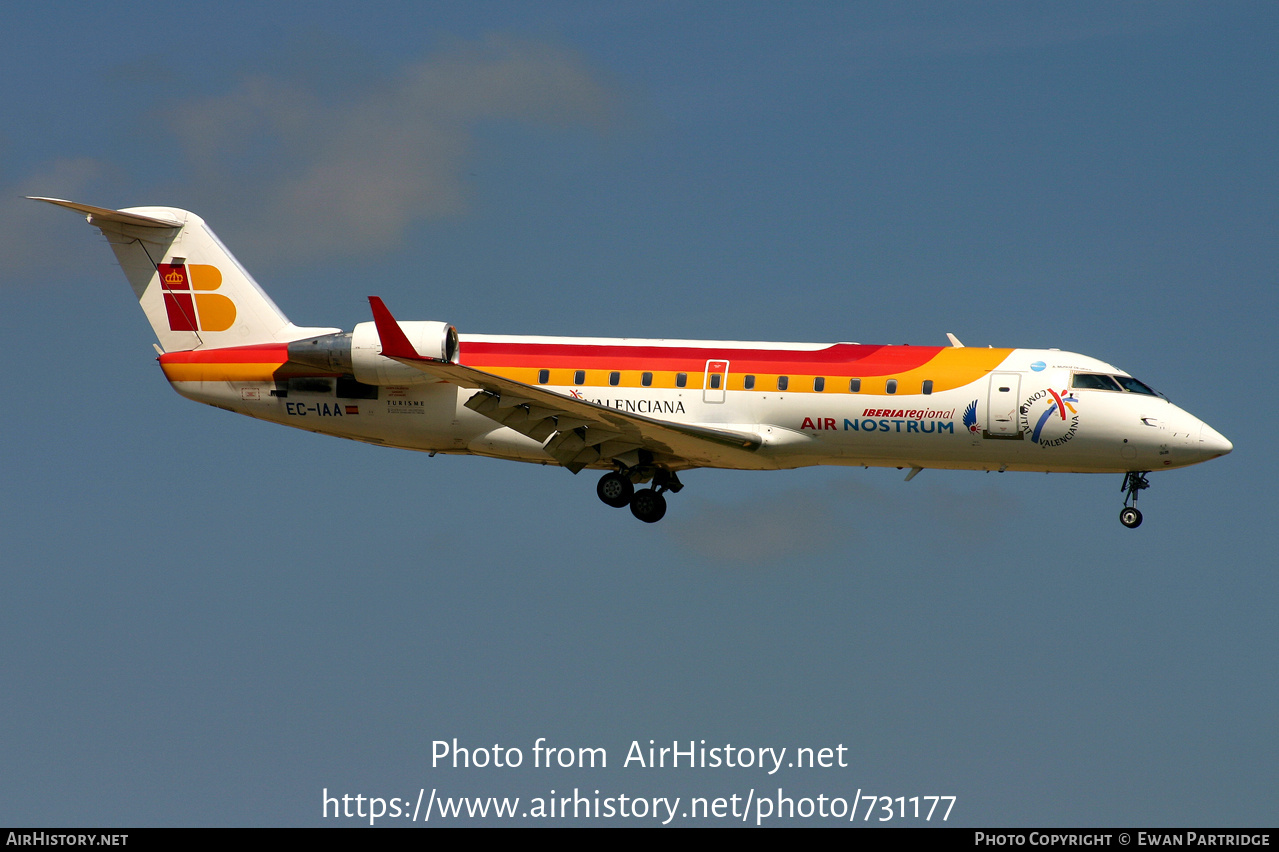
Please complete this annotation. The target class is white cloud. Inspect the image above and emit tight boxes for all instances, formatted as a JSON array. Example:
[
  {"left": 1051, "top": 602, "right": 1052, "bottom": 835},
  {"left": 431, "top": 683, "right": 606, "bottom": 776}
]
[
  {"left": 1, "top": 158, "right": 111, "bottom": 280},
  {"left": 168, "top": 36, "right": 617, "bottom": 260},
  {"left": 3, "top": 36, "right": 617, "bottom": 278}
]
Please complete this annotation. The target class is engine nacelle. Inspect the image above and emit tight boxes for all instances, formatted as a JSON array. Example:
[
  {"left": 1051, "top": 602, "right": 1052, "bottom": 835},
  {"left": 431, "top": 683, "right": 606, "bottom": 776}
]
[
  {"left": 287, "top": 320, "right": 459, "bottom": 385},
  {"left": 351, "top": 320, "right": 458, "bottom": 385}
]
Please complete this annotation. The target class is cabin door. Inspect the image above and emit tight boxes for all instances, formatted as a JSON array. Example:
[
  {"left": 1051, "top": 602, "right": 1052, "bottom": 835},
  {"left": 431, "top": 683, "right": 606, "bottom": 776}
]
[
  {"left": 703, "top": 360, "right": 729, "bottom": 404},
  {"left": 985, "top": 373, "right": 1023, "bottom": 437}
]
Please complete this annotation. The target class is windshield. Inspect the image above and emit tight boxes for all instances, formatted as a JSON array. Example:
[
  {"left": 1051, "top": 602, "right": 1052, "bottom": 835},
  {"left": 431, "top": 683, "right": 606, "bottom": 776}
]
[
  {"left": 1072, "top": 373, "right": 1121, "bottom": 391},
  {"left": 1071, "top": 372, "right": 1165, "bottom": 399},
  {"left": 1112, "top": 375, "right": 1159, "bottom": 396}
]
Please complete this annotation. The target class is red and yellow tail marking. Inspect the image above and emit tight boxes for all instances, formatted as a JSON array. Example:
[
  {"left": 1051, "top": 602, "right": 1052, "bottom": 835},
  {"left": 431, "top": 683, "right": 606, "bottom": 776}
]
[{"left": 158, "top": 263, "right": 236, "bottom": 332}]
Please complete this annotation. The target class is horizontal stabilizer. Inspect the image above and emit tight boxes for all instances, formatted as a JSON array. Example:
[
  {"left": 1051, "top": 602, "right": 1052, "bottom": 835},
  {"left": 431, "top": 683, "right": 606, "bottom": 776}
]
[{"left": 27, "top": 197, "right": 182, "bottom": 228}]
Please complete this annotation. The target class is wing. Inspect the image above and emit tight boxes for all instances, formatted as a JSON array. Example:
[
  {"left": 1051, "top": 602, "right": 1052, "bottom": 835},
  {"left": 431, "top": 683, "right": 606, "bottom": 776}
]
[{"left": 369, "top": 297, "right": 762, "bottom": 473}]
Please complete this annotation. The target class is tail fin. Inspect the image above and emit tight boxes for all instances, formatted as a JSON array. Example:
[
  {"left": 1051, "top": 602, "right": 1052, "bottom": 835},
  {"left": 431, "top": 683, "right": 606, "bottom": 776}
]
[{"left": 31, "top": 197, "right": 337, "bottom": 351}]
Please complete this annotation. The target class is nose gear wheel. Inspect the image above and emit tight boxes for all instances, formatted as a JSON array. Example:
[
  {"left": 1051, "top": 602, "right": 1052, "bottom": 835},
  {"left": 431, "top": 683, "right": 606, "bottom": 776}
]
[{"left": 1119, "top": 471, "right": 1150, "bottom": 528}]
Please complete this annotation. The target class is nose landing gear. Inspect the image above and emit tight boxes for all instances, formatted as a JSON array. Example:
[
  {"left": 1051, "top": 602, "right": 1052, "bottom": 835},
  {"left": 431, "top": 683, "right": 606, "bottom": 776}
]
[
  {"left": 1120, "top": 471, "right": 1150, "bottom": 528},
  {"left": 596, "top": 467, "right": 682, "bottom": 523}
]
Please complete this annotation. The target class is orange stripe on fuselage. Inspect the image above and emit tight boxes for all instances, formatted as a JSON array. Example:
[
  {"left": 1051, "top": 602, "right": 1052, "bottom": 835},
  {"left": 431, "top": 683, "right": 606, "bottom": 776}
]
[
  {"left": 159, "top": 343, "right": 315, "bottom": 383},
  {"left": 156, "top": 339, "right": 1014, "bottom": 394},
  {"left": 461, "top": 342, "right": 1012, "bottom": 395}
]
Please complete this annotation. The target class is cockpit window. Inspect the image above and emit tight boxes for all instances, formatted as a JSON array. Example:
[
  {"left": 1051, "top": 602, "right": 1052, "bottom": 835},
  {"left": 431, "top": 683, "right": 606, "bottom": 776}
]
[
  {"left": 1113, "top": 375, "right": 1159, "bottom": 396},
  {"left": 1072, "top": 372, "right": 1164, "bottom": 397},
  {"left": 1072, "top": 373, "right": 1123, "bottom": 391}
]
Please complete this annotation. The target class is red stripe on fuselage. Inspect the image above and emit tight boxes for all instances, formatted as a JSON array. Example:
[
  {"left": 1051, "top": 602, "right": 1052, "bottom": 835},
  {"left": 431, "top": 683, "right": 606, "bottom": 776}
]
[
  {"left": 158, "top": 339, "right": 948, "bottom": 377},
  {"left": 159, "top": 343, "right": 290, "bottom": 365},
  {"left": 459, "top": 341, "right": 942, "bottom": 376}
]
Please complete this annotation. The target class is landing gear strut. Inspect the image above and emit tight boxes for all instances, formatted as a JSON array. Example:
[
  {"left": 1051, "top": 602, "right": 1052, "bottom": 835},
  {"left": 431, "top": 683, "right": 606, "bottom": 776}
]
[
  {"left": 1120, "top": 471, "right": 1150, "bottom": 528},
  {"left": 596, "top": 467, "right": 681, "bottom": 523}
]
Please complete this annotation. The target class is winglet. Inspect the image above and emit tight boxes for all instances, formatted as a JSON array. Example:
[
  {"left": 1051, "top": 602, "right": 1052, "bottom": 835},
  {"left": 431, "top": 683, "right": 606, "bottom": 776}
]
[{"left": 368, "top": 297, "right": 421, "bottom": 359}]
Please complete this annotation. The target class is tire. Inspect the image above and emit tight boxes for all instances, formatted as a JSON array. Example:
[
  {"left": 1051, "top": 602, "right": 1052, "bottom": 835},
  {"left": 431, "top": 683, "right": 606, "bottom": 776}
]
[
  {"left": 1120, "top": 506, "right": 1143, "bottom": 528},
  {"left": 629, "top": 488, "right": 667, "bottom": 523},
  {"left": 597, "top": 472, "right": 633, "bottom": 508}
]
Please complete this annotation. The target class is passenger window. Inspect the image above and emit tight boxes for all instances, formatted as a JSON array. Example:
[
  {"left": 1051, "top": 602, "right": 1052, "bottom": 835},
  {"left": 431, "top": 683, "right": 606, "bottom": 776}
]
[
  {"left": 777, "top": 376, "right": 789, "bottom": 391},
  {"left": 922, "top": 380, "right": 933, "bottom": 395},
  {"left": 886, "top": 379, "right": 897, "bottom": 394},
  {"left": 814, "top": 377, "right": 825, "bottom": 392},
  {"left": 574, "top": 370, "right": 585, "bottom": 386},
  {"left": 676, "top": 373, "right": 687, "bottom": 388},
  {"left": 538, "top": 369, "right": 549, "bottom": 384},
  {"left": 849, "top": 378, "right": 861, "bottom": 393},
  {"left": 744, "top": 375, "right": 755, "bottom": 390},
  {"left": 609, "top": 371, "right": 620, "bottom": 387},
  {"left": 709, "top": 374, "right": 721, "bottom": 390},
  {"left": 641, "top": 372, "right": 653, "bottom": 387}
]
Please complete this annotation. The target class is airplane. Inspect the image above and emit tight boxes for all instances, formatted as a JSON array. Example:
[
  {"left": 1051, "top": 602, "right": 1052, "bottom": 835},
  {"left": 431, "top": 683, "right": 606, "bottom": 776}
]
[{"left": 33, "top": 197, "right": 1232, "bottom": 528}]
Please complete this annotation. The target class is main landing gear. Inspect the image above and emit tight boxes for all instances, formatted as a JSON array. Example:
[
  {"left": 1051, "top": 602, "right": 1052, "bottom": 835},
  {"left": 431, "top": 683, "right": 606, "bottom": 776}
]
[
  {"left": 596, "top": 471, "right": 633, "bottom": 508},
  {"left": 1120, "top": 471, "right": 1150, "bottom": 529},
  {"left": 596, "top": 468, "right": 682, "bottom": 523}
]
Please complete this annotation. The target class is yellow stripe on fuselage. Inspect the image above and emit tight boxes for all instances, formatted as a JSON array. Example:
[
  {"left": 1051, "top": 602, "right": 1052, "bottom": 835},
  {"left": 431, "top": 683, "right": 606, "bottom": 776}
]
[{"left": 161, "top": 362, "right": 284, "bottom": 383}]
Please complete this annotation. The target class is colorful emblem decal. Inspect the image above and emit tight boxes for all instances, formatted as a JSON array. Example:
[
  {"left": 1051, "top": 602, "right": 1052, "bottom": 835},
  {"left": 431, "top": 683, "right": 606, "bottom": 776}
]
[
  {"left": 962, "top": 399, "right": 980, "bottom": 433},
  {"left": 1019, "top": 388, "right": 1080, "bottom": 447},
  {"left": 157, "top": 263, "right": 236, "bottom": 332}
]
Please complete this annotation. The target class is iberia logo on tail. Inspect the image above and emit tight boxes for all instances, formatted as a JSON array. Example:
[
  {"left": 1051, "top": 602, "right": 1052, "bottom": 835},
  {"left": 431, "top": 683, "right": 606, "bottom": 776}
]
[{"left": 157, "top": 263, "right": 236, "bottom": 332}]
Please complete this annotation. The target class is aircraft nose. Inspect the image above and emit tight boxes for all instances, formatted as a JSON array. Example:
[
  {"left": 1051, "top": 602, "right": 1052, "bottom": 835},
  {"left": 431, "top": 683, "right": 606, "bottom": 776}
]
[{"left": 1199, "top": 422, "right": 1233, "bottom": 459}]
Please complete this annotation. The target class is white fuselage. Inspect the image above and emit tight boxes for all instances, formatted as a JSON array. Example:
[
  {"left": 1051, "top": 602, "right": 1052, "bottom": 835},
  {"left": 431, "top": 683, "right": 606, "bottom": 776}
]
[{"left": 163, "top": 335, "right": 1230, "bottom": 476}]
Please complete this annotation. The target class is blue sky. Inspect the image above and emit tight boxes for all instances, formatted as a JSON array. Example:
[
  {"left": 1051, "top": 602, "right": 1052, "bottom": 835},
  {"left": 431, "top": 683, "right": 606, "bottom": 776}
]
[{"left": 2, "top": 1, "right": 1275, "bottom": 826}]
